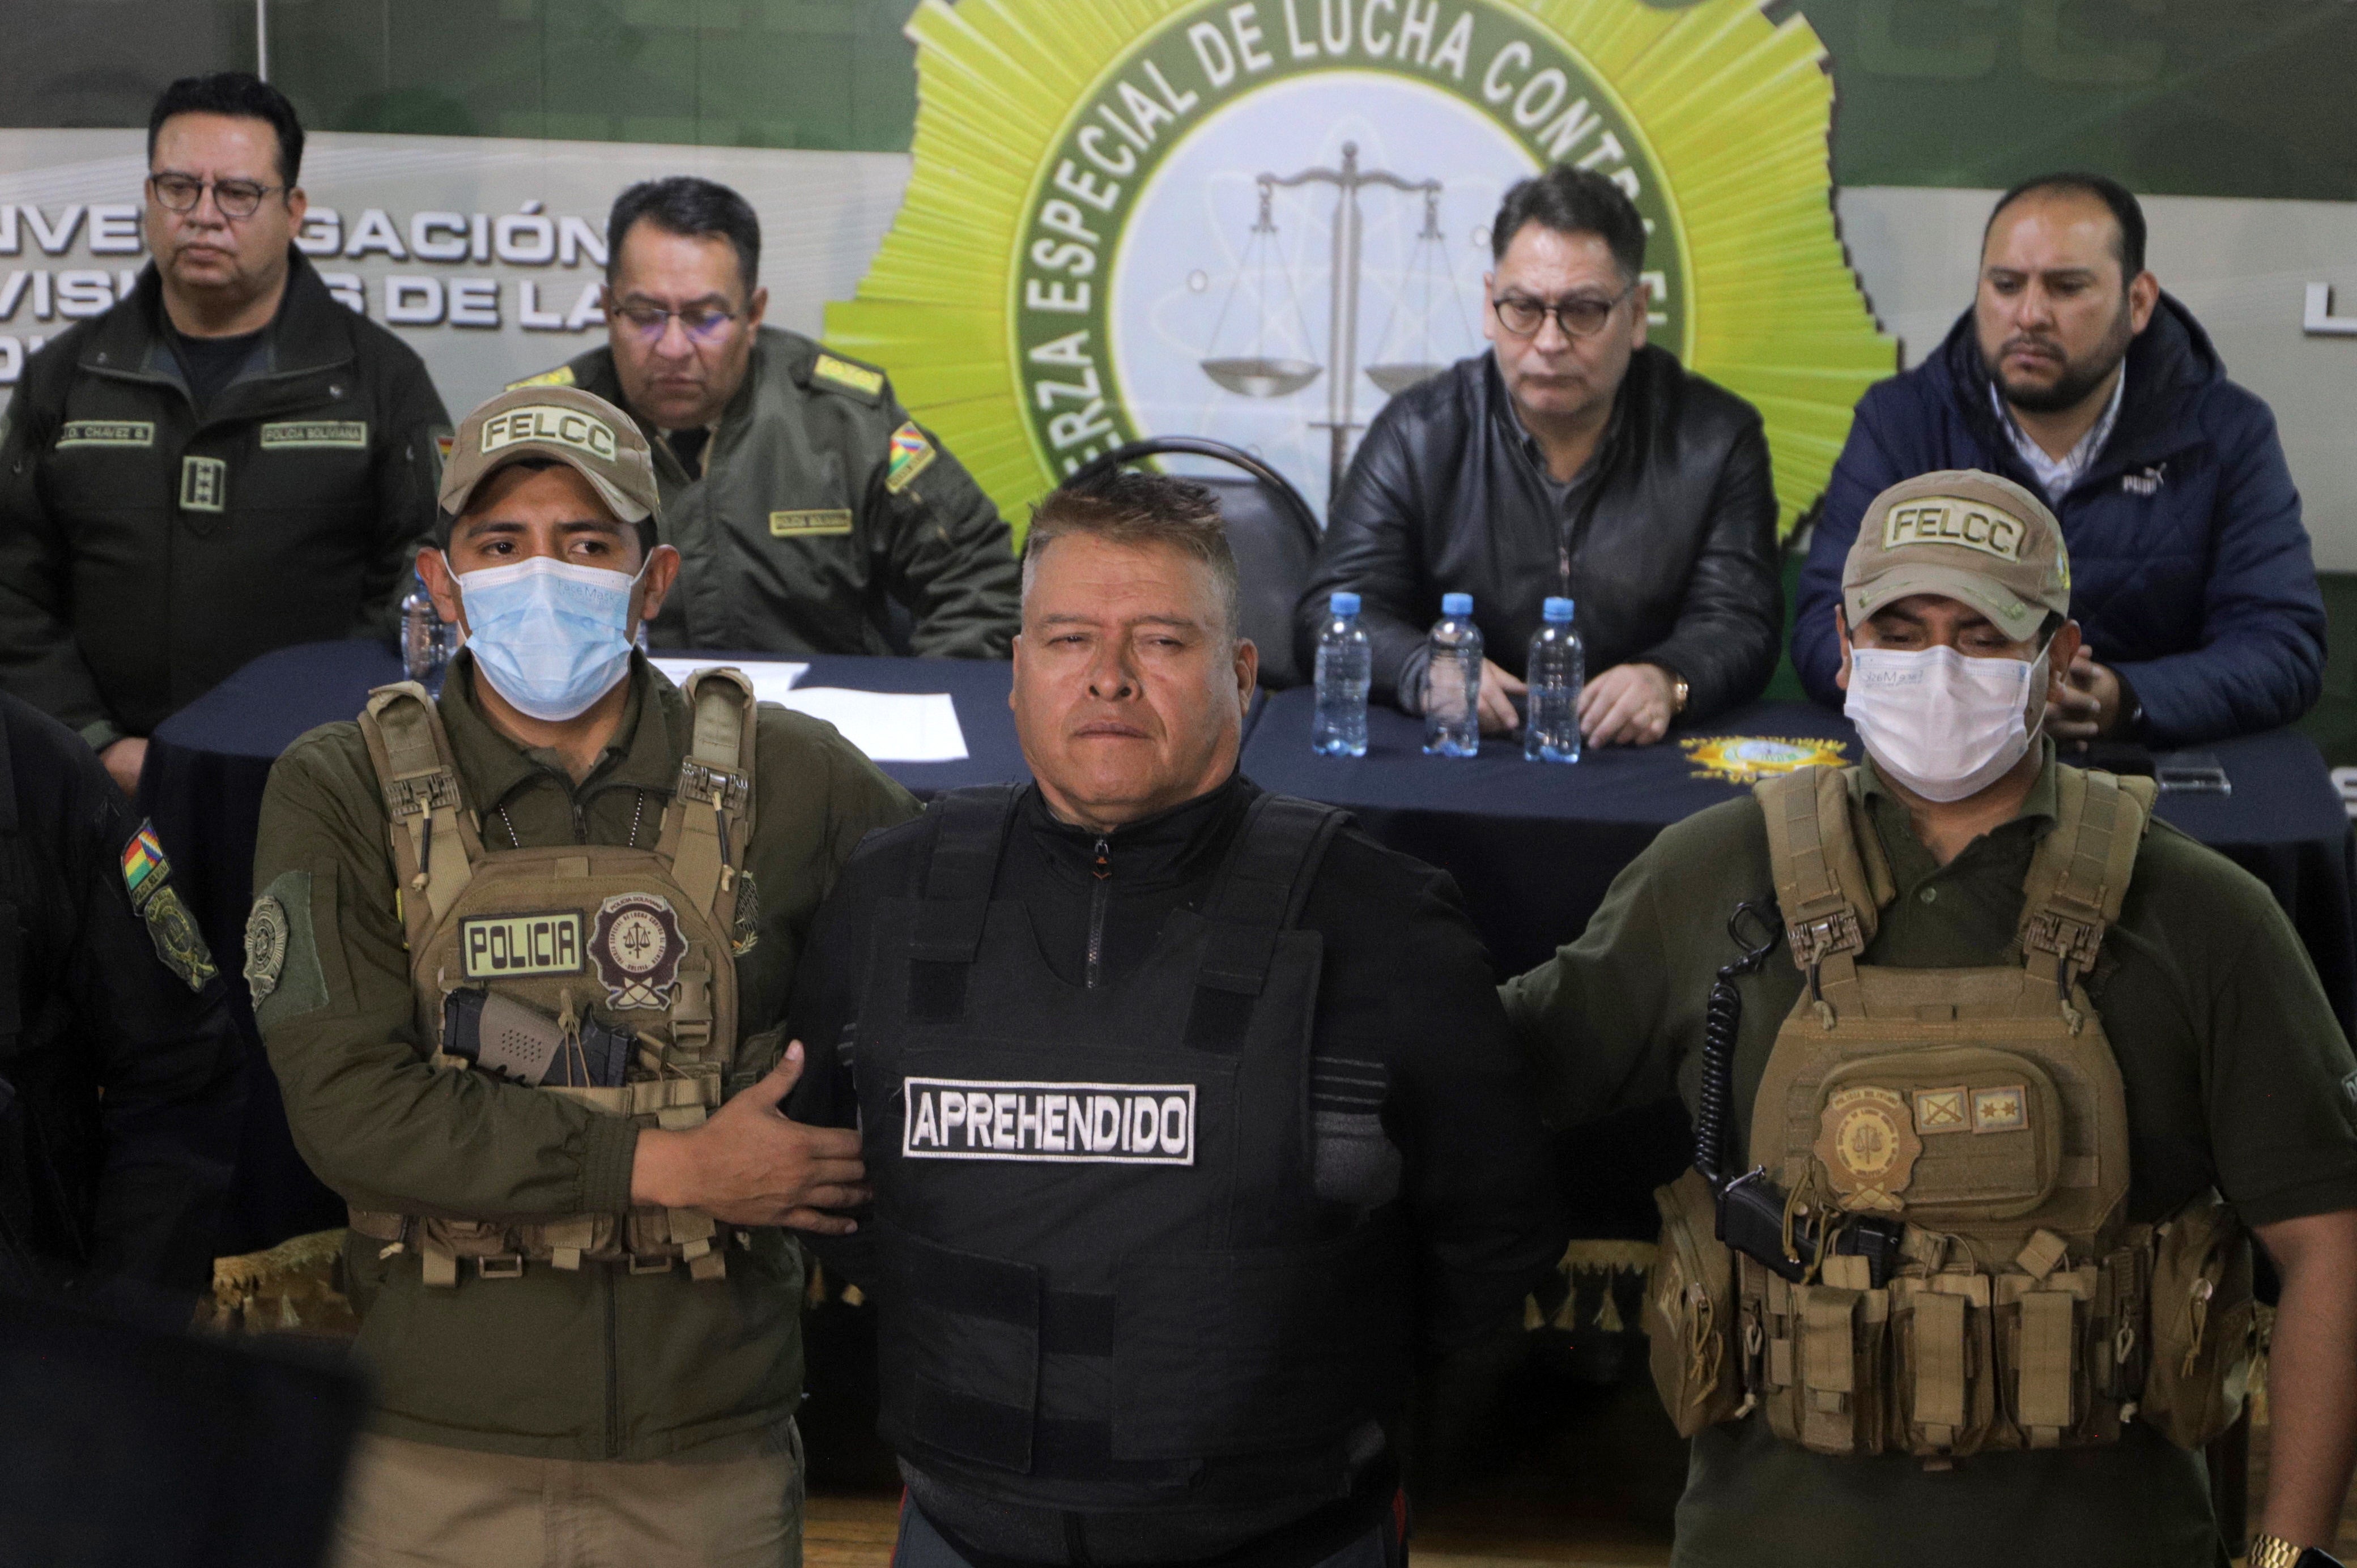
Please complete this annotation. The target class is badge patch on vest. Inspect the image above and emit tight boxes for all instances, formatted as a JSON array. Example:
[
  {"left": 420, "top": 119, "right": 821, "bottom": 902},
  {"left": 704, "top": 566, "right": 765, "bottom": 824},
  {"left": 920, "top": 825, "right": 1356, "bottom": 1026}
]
[
  {"left": 57, "top": 420, "right": 155, "bottom": 448},
  {"left": 884, "top": 423, "right": 935, "bottom": 493},
  {"left": 460, "top": 911, "right": 585, "bottom": 979},
  {"left": 903, "top": 1078, "right": 1195, "bottom": 1165},
  {"left": 590, "top": 892, "right": 686, "bottom": 1008},
  {"left": 259, "top": 420, "right": 368, "bottom": 449},
  {"left": 769, "top": 509, "right": 854, "bottom": 537},
  {"left": 1815, "top": 1085, "right": 1922, "bottom": 1212}
]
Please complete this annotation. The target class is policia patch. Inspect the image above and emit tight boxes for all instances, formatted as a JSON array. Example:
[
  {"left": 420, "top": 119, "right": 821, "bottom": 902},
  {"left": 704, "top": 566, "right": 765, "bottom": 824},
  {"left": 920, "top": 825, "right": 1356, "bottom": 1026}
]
[{"left": 122, "top": 821, "right": 218, "bottom": 992}]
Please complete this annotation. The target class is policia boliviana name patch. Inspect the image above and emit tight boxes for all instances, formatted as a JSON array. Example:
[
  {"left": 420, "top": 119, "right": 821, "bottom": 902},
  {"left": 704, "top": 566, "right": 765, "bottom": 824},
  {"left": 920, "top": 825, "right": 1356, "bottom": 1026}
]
[
  {"left": 121, "top": 821, "right": 217, "bottom": 992},
  {"left": 260, "top": 420, "right": 369, "bottom": 449},
  {"left": 460, "top": 912, "right": 584, "bottom": 979},
  {"left": 903, "top": 1078, "right": 1195, "bottom": 1165}
]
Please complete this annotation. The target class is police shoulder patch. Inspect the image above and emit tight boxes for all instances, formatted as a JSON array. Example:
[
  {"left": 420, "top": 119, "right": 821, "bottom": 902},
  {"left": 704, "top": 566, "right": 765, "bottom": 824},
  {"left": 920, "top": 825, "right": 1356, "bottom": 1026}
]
[
  {"left": 810, "top": 352, "right": 885, "bottom": 400},
  {"left": 884, "top": 421, "right": 937, "bottom": 495},
  {"left": 143, "top": 884, "right": 218, "bottom": 994},
  {"left": 245, "top": 894, "right": 290, "bottom": 1006},
  {"left": 505, "top": 365, "right": 577, "bottom": 391}
]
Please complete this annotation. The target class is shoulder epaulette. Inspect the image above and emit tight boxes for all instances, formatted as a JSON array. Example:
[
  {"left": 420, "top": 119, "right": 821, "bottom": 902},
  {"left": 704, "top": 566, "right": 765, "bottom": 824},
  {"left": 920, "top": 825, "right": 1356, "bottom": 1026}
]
[
  {"left": 505, "top": 364, "right": 576, "bottom": 391},
  {"left": 809, "top": 351, "right": 886, "bottom": 402}
]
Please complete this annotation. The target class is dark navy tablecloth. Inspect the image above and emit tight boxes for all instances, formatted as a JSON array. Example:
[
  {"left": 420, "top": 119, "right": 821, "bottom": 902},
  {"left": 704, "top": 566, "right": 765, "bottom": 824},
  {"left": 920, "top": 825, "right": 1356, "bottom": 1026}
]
[{"left": 141, "top": 641, "right": 1029, "bottom": 1254}]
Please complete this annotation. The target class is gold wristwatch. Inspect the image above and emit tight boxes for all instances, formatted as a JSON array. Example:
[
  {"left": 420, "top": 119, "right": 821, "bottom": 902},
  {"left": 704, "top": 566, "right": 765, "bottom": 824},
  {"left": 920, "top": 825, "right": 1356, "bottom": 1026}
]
[
  {"left": 1668, "top": 672, "right": 1690, "bottom": 716},
  {"left": 2248, "top": 1535, "right": 2338, "bottom": 1568}
]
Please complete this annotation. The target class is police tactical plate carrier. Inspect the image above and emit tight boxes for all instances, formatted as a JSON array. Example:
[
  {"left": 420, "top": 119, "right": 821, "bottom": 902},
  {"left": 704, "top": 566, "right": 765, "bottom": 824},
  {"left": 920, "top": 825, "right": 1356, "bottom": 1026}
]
[
  {"left": 344, "top": 669, "right": 761, "bottom": 1285},
  {"left": 1643, "top": 765, "right": 2254, "bottom": 1459},
  {"left": 857, "top": 786, "right": 1411, "bottom": 1513}
]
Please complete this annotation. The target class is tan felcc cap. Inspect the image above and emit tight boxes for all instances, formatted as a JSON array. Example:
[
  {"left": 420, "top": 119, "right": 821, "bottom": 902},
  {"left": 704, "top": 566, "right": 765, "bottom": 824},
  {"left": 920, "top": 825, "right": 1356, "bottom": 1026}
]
[
  {"left": 1842, "top": 468, "right": 2071, "bottom": 642},
  {"left": 439, "top": 384, "right": 660, "bottom": 527}
]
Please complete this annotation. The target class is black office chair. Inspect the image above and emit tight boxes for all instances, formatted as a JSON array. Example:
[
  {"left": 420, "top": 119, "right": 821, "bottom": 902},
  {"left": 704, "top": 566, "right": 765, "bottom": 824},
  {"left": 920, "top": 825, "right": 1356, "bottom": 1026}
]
[{"left": 1067, "top": 438, "right": 1324, "bottom": 689}]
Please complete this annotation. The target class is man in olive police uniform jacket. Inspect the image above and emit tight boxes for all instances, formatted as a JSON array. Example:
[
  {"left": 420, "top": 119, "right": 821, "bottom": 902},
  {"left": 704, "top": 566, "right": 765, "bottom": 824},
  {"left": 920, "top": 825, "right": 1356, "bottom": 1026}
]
[
  {"left": 0, "top": 689, "right": 244, "bottom": 1298},
  {"left": 0, "top": 74, "right": 446, "bottom": 791},
  {"left": 790, "top": 470, "right": 1563, "bottom": 1568},
  {"left": 516, "top": 176, "right": 1019, "bottom": 660}
]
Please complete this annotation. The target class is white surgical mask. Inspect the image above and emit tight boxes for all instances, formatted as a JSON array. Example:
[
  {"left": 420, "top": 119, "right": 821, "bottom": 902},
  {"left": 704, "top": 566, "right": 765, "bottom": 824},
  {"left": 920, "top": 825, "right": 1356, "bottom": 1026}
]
[
  {"left": 457, "top": 555, "right": 644, "bottom": 721},
  {"left": 1844, "top": 642, "right": 2047, "bottom": 803}
]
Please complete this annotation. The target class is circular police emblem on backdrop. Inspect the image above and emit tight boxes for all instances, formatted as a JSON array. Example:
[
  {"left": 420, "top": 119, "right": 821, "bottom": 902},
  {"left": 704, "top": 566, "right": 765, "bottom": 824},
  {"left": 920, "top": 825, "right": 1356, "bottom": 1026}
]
[
  {"left": 831, "top": 0, "right": 1890, "bottom": 525},
  {"left": 590, "top": 892, "right": 686, "bottom": 1010}
]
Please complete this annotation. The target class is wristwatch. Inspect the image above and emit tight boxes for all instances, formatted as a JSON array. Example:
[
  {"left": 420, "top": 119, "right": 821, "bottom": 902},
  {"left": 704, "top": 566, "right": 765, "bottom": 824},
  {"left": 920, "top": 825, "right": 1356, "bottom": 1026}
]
[
  {"left": 2248, "top": 1535, "right": 2343, "bottom": 1568},
  {"left": 1663, "top": 669, "right": 1691, "bottom": 717}
]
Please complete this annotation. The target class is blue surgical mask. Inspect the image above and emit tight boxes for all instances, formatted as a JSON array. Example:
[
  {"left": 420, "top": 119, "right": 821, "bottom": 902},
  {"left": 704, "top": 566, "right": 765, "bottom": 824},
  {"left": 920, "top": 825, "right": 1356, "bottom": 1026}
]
[{"left": 456, "top": 555, "right": 644, "bottom": 721}]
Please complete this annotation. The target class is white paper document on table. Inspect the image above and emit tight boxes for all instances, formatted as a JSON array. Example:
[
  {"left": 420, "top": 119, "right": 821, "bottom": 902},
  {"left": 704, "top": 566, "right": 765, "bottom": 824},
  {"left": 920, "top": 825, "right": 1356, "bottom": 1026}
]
[
  {"left": 648, "top": 659, "right": 968, "bottom": 763},
  {"left": 649, "top": 658, "right": 807, "bottom": 705}
]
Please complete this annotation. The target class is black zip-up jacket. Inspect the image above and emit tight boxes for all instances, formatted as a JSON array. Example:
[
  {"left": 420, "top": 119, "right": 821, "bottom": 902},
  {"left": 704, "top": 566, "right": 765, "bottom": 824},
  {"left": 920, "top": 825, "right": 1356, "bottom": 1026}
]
[
  {"left": 0, "top": 250, "right": 449, "bottom": 748},
  {"left": 789, "top": 774, "right": 1564, "bottom": 1565},
  {"left": 1295, "top": 347, "right": 1781, "bottom": 721},
  {"left": 0, "top": 692, "right": 244, "bottom": 1295}
]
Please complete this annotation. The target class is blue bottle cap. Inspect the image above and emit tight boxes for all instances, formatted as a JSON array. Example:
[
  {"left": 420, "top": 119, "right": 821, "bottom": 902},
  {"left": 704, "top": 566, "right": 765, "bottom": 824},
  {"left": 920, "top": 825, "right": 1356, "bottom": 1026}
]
[
  {"left": 1543, "top": 596, "right": 1575, "bottom": 621},
  {"left": 1330, "top": 591, "right": 1361, "bottom": 617},
  {"left": 1441, "top": 592, "right": 1474, "bottom": 617}
]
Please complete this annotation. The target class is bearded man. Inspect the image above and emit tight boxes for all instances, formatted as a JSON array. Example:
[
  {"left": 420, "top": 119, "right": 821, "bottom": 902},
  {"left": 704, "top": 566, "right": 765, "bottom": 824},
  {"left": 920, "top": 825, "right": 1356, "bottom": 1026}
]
[{"left": 1793, "top": 173, "right": 2324, "bottom": 747}]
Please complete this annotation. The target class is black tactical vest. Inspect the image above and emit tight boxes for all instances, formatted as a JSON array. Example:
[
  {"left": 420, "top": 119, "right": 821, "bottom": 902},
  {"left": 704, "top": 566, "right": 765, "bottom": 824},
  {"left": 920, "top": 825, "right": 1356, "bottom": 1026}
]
[{"left": 856, "top": 786, "right": 1412, "bottom": 1513}]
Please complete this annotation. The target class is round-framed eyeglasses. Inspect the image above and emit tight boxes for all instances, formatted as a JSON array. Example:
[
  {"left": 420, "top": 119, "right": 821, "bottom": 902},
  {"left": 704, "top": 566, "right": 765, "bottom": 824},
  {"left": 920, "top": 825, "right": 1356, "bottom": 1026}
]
[
  {"left": 1490, "top": 283, "right": 1636, "bottom": 340},
  {"left": 148, "top": 173, "right": 283, "bottom": 220}
]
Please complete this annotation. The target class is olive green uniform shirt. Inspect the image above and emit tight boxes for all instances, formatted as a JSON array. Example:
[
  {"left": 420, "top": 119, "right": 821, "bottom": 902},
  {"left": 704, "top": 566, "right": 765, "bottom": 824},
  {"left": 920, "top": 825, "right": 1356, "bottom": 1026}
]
[
  {"left": 252, "top": 652, "right": 918, "bottom": 1461},
  {"left": 1501, "top": 747, "right": 2357, "bottom": 1568},
  {"left": 529, "top": 330, "right": 1020, "bottom": 660}
]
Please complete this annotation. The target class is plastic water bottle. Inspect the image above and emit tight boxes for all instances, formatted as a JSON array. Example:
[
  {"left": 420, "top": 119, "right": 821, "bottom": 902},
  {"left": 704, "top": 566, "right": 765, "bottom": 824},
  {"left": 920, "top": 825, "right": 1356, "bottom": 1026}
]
[
  {"left": 1525, "top": 596, "right": 1584, "bottom": 764},
  {"left": 1311, "top": 591, "right": 1371, "bottom": 757},
  {"left": 1422, "top": 592, "right": 1483, "bottom": 757},
  {"left": 399, "top": 569, "right": 449, "bottom": 681}
]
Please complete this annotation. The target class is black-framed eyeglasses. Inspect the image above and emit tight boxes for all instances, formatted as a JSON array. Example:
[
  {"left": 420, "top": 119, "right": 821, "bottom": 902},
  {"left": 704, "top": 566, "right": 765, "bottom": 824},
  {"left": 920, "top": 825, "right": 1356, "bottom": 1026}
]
[
  {"left": 611, "top": 301, "right": 741, "bottom": 344},
  {"left": 1491, "top": 283, "right": 1635, "bottom": 340},
  {"left": 148, "top": 172, "right": 283, "bottom": 220}
]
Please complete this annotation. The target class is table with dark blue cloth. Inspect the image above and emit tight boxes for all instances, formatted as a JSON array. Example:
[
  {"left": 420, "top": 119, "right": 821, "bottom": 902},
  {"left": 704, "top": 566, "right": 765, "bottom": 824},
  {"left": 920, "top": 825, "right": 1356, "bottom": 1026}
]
[
  {"left": 1240, "top": 689, "right": 2357, "bottom": 1238},
  {"left": 140, "top": 640, "right": 1029, "bottom": 1254}
]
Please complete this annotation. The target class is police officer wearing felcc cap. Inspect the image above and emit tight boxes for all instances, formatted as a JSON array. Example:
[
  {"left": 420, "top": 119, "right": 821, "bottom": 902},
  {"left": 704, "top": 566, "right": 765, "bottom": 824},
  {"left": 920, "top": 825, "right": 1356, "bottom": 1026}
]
[
  {"left": 250, "top": 382, "right": 917, "bottom": 1566},
  {"left": 1503, "top": 470, "right": 2357, "bottom": 1567}
]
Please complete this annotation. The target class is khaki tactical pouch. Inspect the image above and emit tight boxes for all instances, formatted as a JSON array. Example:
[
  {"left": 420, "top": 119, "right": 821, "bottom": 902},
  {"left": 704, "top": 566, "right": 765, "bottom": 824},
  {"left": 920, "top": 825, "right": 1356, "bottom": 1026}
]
[
  {"left": 2142, "top": 1194, "right": 2253, "bottom": 1449},
  {"left": 1644, "top": 1168, "right": 1743, "bottom": 1434},
  {"left": 1755, "top": 1263, "right": 1890, "bottom": 1456},
  {"left": 1888, "top": 1270, "right": 1996, "bottom": 1455}
]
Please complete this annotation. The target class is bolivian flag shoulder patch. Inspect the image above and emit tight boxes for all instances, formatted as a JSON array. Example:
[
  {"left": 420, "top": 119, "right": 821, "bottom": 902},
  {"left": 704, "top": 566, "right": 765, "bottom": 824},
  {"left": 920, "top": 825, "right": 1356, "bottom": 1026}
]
[
  {"left": 505, "top": 365, "right": 576, "bottom": 391},
  {"left": 811, "top": 353, "right": 884, "bottom": 400},
  {"left": 884, "top": 422, "right": 937, "bottom": 495},
  {"left": 121, "top": 820, "right": 218, "bottom": 993}
]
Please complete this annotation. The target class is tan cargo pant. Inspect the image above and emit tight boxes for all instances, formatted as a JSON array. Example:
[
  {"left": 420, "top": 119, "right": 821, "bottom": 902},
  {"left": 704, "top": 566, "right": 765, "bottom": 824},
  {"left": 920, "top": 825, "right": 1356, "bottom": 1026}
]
[{"left": 330, "top": 1424, "right": 803, "bottom": 1568}]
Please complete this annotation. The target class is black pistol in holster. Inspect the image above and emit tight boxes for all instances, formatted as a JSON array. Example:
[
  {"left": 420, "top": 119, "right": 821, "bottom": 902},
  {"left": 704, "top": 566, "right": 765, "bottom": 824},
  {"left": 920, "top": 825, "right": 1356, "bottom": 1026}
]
[
  {"left": 1698, "top": 903, "right": 1903, "bottom": 1288},
  {"left": 441, "top": 988, "right": 633, "bottom": 1089}
]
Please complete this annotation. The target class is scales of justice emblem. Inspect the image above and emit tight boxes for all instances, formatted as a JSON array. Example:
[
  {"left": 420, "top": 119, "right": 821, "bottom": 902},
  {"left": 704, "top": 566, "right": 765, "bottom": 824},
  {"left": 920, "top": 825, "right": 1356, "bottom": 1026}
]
[{"left": 1195, "top": 141, "right": 1474, "bottom": 499}]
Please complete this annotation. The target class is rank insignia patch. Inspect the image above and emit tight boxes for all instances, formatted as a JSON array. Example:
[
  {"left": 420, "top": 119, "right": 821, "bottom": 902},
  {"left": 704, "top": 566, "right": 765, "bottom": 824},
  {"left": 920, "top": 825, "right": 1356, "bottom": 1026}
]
[
  {"left": 143, "top": 884, "right": 218, "bottom": 994},
  {"left": 883, "top": 421, "right": 936, "bottom": 494},
  {"left": 505, "top": 365, "right": 576, "bottom": 390},
  {"left": 590, "top": 892, "right": 686, "bottom": 1009},
  {"left": 1972, "top": 1085, "right": 2028, "bottom": 1133},
  {"left": 1913, "top": 1086, "right": 1969, "bottom": 1134},
  {"left": 244, "top": 895, "right": 289, "bottom": 1005},
  {"left": 811, "top": 353, "right": 884, "bottom": 398},
  {"left": 180, "top": 454, "right": 227, "bottom": 513}
]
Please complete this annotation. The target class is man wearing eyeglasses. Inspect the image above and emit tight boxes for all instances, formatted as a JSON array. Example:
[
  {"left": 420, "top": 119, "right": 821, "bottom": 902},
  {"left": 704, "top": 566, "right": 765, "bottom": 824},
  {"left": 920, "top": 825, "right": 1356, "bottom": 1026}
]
[
  {"left": 514, "top": 177, "right": 1021, "bottom": 661},
  {"left": 1296, "top": 164, "right": 1779, "bottom": 746},
  {"left": 0, "top": 72, "right": 449, "bottom": 794}
]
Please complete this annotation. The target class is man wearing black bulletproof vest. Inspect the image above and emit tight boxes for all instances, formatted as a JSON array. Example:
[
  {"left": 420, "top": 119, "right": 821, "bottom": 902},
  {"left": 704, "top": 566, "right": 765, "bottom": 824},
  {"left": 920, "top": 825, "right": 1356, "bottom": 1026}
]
[{"left": 788, "top": 468, "right": 1564, "bottom": 1568}]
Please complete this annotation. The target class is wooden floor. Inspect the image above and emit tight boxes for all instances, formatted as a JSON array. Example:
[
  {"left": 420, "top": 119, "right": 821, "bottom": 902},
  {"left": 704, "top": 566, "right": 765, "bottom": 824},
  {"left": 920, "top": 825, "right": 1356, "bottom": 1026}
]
[{"left": 806, "top": 1388, "right": 2357, "bottom": 1568}]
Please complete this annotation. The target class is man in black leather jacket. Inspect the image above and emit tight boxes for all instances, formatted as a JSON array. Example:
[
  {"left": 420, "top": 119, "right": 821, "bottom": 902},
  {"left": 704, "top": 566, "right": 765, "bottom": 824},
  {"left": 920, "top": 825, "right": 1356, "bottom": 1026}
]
[{"left": 1295, "top": 165, "right": 1780, "bottom": 744}]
